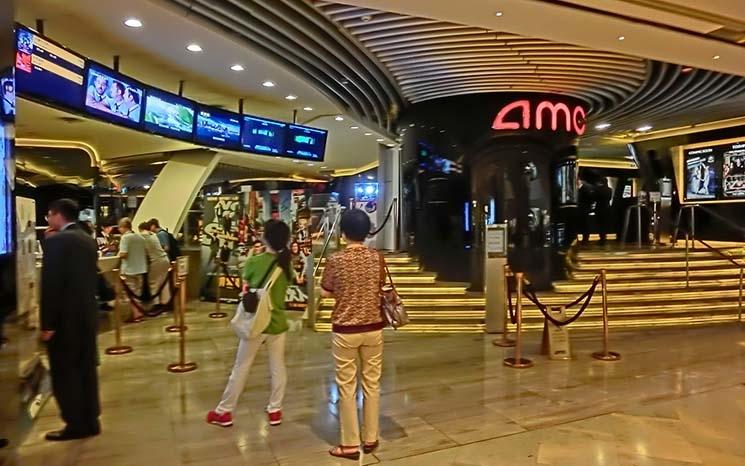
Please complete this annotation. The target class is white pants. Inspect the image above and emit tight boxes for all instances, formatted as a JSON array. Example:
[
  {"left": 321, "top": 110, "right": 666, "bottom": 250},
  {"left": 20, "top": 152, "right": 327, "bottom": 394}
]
[{"left": 216, "top": 332, "right": 287, "bottom": 414}]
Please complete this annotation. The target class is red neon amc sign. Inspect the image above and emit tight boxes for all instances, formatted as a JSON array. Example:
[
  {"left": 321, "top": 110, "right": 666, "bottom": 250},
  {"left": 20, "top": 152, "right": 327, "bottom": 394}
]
[{"left": 492, "top": 100, "right": 587, "bottom": 136}]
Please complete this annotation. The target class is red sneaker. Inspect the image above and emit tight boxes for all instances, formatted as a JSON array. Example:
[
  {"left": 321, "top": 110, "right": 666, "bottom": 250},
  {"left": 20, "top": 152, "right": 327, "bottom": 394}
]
[
  {"left": 206, "top": 411, "right": 233, "bottom": 427},
  {"left": 267, "top": 410, "right": 282, "bottom": 426}
]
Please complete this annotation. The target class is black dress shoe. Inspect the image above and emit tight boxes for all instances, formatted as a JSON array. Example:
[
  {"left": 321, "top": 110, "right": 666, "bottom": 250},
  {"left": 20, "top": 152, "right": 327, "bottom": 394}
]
[{"left": 45, "top": 429, "right": 99, "bottom": 441}]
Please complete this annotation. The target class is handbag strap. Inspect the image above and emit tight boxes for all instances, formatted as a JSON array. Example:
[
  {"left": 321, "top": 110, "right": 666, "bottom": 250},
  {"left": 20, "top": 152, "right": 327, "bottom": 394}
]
[
  {"left": 379, "top": 252, "right": 397, "bottom": 292},
  {"left": 256, "top": 259, "right": 279, "bottom": 288}
]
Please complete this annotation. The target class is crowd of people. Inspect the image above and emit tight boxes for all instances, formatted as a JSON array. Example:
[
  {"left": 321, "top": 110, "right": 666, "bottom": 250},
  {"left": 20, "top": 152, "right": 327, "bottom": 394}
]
[{"left": 33, "top": 198, "right": 389, "bottom": 460}]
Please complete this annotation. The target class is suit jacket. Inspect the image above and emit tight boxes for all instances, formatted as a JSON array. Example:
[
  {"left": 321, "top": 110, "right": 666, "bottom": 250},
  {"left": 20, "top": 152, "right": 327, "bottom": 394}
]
[{"left": 41, "top": 223, "right": 99, "bottom": 361}]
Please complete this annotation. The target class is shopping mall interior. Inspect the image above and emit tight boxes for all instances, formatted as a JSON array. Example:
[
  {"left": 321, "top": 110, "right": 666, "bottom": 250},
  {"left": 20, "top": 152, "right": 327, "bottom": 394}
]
[{"left": 2, "top": 1, "right": 745, "bottom": 465}]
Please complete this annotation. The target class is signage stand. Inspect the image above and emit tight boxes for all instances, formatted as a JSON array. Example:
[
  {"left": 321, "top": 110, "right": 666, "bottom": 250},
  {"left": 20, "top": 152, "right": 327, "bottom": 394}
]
[{"left": 485, "top": 223, "right": 508, "bottom": 334}]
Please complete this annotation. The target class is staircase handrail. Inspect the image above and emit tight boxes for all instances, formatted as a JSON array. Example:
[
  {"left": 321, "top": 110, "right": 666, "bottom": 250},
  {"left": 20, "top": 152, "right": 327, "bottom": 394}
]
[{"left": 313, "top": 208, "right": 343, "bottom": 278}]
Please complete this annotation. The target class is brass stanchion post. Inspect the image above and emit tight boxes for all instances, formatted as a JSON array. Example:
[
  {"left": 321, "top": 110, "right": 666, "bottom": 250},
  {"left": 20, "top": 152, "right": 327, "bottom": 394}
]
[
  {"left": 503, "top": 272, "right": 533, "bottom": 369},
  {"left": 739, "top": 267, "right": 743, "bottom": 322},
  {"left": 106, "top": 271, "right": 133, "bottom": 355},
  {"left": 685, "top": 233, "right": 690, "bottom": 289},
  {"left": 592, "top": 270, "right": 621, "bottom": 361},
  {"left": 165, "top": 265, "right": 186, "bottom": 332},
  {"left": 209, "top": 260, "right": 228, "bottom": 319},
  {"left": 493, "top": 265, "right": 516, "bottom": 347},
  {"left": 168, "top": 273, "right": 197, "bottom": 373}
]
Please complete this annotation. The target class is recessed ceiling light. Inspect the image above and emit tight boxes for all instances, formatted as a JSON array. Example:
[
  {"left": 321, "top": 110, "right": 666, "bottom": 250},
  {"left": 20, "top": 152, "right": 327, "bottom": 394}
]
[
  {"left": 636, "top": 125, "right": 653, "bottom": 132},
  {"left": 307, "top": 163, "right": 315, "bottom": 166},
  {"left": 350, "top": 125, "right": 359, "bottom": 130},
  {"left": 682, "top": 66, "right": 694, "bottom": 73},
  {"left": 361, "top": 14, "right": 373, "bottom": 22},
  {"left": 364, "top": 132, "right": 372, "bottom": 136},
  {"left": 124, "top": 18, "right": 143, "bottom": 28},
  {"left": 713, "top": 55, "right": 721, "bottom": 60},
  {"left": 303, "top": 106, "right": 313, "bottom": 111},
  {"left": 495, "top": 11, "right": 503, "bottom": 17},
  {"left": 386, "top": 143, "right": 396, "bottom": 147},
  {"left": 376, "top": 138, "right": 384, "bottom": 142},
  {"left": 143, "top": 184, "right": 151, "bottom": 189},
  {"left": 262, "top": 80, "right": 276, "bottom": 87},
  {"left": 617, "top": 35, "right": 625, "bottom": 41},
  {"left": 595, "top": 123, "right": 611, "bottom": 130},
  {"left": 230, "top": 64, "right": 244, "bottom": 71},
  {"left": 292, "top": 160, "right": 301, "bottom": 163},
  {"left": 409, "top": 123, "right": 415, "bottom": 127},
  {"left": 150, "top": 161, "right": 167, "bottom": 165},
  {"left": 285, "top": 94, "right": 298, "bottom": 100},
  {"left": 334, "top": 115, "right": 344, "bottom": 121},
  {"left": 186, "top": 43, "right": 203, "bottom": 52}
]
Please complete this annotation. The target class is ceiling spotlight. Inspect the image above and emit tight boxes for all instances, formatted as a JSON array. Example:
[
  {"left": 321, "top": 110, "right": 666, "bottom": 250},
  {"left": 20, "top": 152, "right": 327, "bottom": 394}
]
[
  {"left": 364, "top": 132, "right": 372, "bottom": 136},
  {"left": 713, "top": 55, "right": 721, "bottom": 60},
  {"left": 321, "top": 166, "right": 328, "bottom": 169},
  {"left": 143, "top": 184, "right": 151, "bottom": 189},
  {"left": 386, "top": 143, "right": 396, "bottom": 147},
  {"left": 186, "top": 43, "right": 203, "bottom": 52},
  {"left": 617, "top": 35, "right": 625, "bottom": 41},
  {"left": 292, "top": 160, "right": 301, "bottom": 163},
  {"left": 307, "top": 163, "right": 314, "bottom": 166},
  {"left": 409, "top": 123, "right": 415, "bottom": 127},
  {"left": 595, "top": 123, "right": 611, "bottom": 130},
  {"left": 361, "top": 14, "right": 373, "bottom": 22},
  {"left": 636, "top": 125, "right": 653, "bottom": 132},
  {"left": 682, "top": 66, "right": 694, "bottom": 73},
  {"left": 230, "top": 64, "right": 244, "bottom": 71},
  {"left": 124, "top": 18, "right": 143, "bottom": 28},
  {"left": 303, "top": 106, "right": 313, "bottom": 111},
  {"left": 285, "top": 94, "right": 298, "bottom": 100},
  {"left": 376, "top": 138, "right": 384, "bottom": 142},
  {"left": 495, "top": 11, "right": 503, "bottom": 17},
  {"left": 335, "top": 115, "right": 344, "bottom": 121},
  {"left": 262, "top": 80, "right": 276, "bottom": 87},
  {"left": 350, "top": 125, "right": 359, "bottom": 130}
]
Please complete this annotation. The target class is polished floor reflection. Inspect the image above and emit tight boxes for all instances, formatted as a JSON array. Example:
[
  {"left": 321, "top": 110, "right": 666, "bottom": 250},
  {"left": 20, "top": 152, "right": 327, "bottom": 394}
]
[{"left": 14, "top": 303, "right": 745, "bottom": 465}]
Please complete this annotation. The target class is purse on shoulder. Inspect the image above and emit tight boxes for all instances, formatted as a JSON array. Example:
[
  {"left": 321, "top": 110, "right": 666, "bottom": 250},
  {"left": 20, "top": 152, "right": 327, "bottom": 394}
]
[
  {"left": 379, "top": 253, "right": 409, "bottom": 329},
  {"left": 241, "top": 260, "right": 278, "bottom": 313}
]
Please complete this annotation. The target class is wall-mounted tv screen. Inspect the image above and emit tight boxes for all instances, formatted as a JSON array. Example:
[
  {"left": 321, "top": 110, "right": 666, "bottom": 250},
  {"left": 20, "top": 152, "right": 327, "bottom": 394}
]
[
  {"left": 241, "top": 116, "right": 287, "bottom": 155},
  {"left": 285, "top": 124, "right": 327, "bottom": 161},
  {"left": 195, "top": 106, "right": 241, "bottom": 148},
  {"left": 84, "top": 64, "right": 144, "bottom": 126},
  {"left": 143, "top": 88, "right": 195, "bottom": 140},
  {"left": 1, "top": 68, "right": 14, "bottom": 122},
  {"left": 684, "top": 148, "right": 718, "bottom": 201},
  {"left": 722, "top": 144, "right": 745, "bottom": 198},
  {"left": 15, "top": 25, "right": 86, "bottom": 110}
]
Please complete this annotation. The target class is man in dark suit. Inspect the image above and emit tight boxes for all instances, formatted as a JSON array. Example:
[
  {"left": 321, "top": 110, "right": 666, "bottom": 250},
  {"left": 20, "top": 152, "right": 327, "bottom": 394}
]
[
  {"left": 41, "top": 199, "right": 101, "bottom": 441},
  {"left": 595, "top": 178, "right": 613, "bottom": 246}
]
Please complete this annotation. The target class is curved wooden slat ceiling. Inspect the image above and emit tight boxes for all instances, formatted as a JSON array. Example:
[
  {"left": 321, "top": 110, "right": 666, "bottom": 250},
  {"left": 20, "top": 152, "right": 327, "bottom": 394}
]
[{"left": 314, "top": 1, "right": 647, "bottom": 115}]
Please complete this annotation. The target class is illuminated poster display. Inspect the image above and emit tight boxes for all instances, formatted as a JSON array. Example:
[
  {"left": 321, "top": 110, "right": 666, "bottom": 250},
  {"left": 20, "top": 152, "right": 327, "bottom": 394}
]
[
  {"left": 684, "top": 150, "right": 717, "bottom": 200},
  {"left": 723, "top": 146, "right": 745, "bottom": 198}
]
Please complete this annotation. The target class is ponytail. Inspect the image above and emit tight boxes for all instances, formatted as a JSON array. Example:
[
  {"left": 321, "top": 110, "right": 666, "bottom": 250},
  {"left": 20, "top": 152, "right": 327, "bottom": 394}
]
[{"left": 263, "top": 220, "right": 293, "bottom": 280}]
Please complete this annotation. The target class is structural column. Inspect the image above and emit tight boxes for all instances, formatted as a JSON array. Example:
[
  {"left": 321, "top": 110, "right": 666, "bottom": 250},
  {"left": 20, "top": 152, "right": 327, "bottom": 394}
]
[
  {"left": 377, "top": 144, "right": 401, "bottom": 251},
  {"left": 133, "top": 150, "right": 220, "bottom": 233}
]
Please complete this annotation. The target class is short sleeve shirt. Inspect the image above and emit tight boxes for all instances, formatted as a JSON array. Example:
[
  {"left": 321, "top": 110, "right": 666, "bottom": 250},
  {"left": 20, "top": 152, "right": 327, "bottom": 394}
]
[
  {"left": 243, "top": 253, "right": 294, "bottom": 335},
  {"left": 119, "top": 231, "right": 148, "bottom": 275},
  {"left": 321, "top": 246, "right": 386, "bottom": 333},
  {"left": 142, "top": 232, "right": 168, "bottom": 263}
]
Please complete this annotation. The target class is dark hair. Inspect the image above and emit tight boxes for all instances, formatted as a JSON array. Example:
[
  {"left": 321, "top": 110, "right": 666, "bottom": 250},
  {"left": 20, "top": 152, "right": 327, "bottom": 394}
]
[
  {"left": 263, "top": 220, "right": 292, "bottom": 279},
  {"left": 148, "top": 218, "right": 161, "bottom": 228},
  {"left": 127, "top": 88, "right": 140, "bottom": 104},
  {"left": 340, "top": 209, "right": 370, "bottom": 242},
  {"left": 79, "top": 220, "right": 94, "bottom": 236},
  {"left": 49, "top": 198, "right": 80, "bottom": 222},
  {"left": 138, "top": 221, "right": 151, "bottom": 231},
  {"left": 113, "top": 81, "right": 124, "bottom": 95}
]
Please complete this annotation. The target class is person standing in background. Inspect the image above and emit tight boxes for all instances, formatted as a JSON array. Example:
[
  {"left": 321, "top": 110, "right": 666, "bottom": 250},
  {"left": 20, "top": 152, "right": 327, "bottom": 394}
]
[
  {"left": 321, "top": 209, "right": 386, "bottom": 460},
  {"left": 41, "top": 199, "right": 101, "bottom": 441},
  {"left": 138, "top": 222, "right": 171, "bottom": 312},
  {"left": 118, "top": 217, "right": 147, "bottom": 322},
  {"left": 595, "top": 178, "right": 613, "bottom": 246},
  {"left": 577, "top": 180, "right": 595, "bottom": 245}
]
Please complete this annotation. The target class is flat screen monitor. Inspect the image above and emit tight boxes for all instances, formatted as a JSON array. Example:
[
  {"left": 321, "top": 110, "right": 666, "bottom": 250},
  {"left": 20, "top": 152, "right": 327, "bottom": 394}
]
[
  {"left": 1, "top": 68, "right": 14, "bottom": 122},
  {"left": 15, "top": 25, "right": 86, "bottom": 110},
  {"left": 84, "top": 63, "right": 144, "bottom": 126},
  {"left": 195, "top": 106, "right": 241, "bottom": 149},
  {"left": 684, "top": 148, "right": 718, "bottom": 201},
  {"left": 143, "top": 88, "right": 195, "bottom": 140},
  {"left": 241, "top": 115, "right": 287, "bottom": 155},
  {"left": 285, "top": 124, "right": 327, "bottom": 161},
  {"left": 555, "top": 159, "right": 578, "bottom": 206}
]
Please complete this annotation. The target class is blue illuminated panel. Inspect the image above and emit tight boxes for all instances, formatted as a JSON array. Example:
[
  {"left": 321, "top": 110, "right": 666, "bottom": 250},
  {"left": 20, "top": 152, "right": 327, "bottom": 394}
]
[
  {"left": 195, "top": 106, "right": 241, "bottom": 149},
  {"left": 285, "top": 124, "right": 327, "bottom": 161},
  {"left": 241, "top": 116, "right": 287, "bottom": 155}
]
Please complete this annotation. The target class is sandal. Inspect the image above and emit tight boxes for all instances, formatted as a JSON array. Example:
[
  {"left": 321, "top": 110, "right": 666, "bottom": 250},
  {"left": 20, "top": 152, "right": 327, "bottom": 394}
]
[
  {"left": 329, "top": 445, "right": 360, "bottom": 460},
  {"left": 363, "top": 441, "right": 379, "bottom": 454}
]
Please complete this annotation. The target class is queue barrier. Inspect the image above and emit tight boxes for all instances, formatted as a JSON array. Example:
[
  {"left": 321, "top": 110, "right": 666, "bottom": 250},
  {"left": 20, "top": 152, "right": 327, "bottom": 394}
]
[
  {"left": 501, "top": 267, "right": 620, "bottom": 368},
  {"left": 209, "top": 260, "right": 229, "bottom": 319},
  {"left": 105, "top": 269, "right": 133, "bottom": 356},
  {"left": 167, "top": 259, "right": 197, "bottom": 374}
]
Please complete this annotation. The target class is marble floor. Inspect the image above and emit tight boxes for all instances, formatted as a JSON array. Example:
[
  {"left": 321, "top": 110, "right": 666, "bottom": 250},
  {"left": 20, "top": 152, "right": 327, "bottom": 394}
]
[{"left": 10, "top": 303, "right": 745, "bottom": 466}]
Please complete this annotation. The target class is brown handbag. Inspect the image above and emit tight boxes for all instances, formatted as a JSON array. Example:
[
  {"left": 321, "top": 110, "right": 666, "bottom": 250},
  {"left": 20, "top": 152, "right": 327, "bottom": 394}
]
[{"left": 379, "top": 253, "right": 409, "bottom": 329}]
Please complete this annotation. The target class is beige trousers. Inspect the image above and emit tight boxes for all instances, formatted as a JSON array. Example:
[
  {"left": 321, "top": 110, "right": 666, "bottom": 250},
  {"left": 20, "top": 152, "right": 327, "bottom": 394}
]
[
  {"left": 333, "top": 330, "right": 383, "bottom": 446},
  {"left": 148, "top": 258, "right": 171, "bottom": 305}
]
